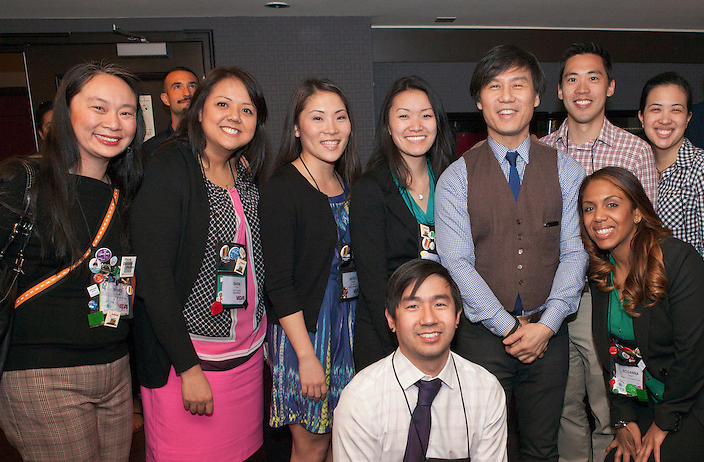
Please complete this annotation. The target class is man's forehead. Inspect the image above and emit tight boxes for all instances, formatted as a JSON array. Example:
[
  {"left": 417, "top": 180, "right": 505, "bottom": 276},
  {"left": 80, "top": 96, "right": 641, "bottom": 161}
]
[
  {"left": 489, "top": 66, "right": 533, "bottom": 83},
  {"left": 401, "top": 275, "right": 451, "bottom": 299},
  {"left": 166, "top": 70, "right": 198, "bottom": 86}
]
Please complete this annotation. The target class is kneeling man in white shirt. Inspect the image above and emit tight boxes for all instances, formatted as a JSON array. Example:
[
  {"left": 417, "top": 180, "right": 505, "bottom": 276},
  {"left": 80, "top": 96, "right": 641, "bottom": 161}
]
[{"left": 333, "top": 259, "right": 507, "bottom": 462}]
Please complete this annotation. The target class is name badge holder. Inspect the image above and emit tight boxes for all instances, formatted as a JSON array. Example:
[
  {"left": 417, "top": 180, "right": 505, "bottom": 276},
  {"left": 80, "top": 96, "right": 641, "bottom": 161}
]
[
  {"left": 337, "top": 242, "right": 358, "bottom": 301},
  {"left": 419, "top": 223, "right": 439, "bottom": 262},
  {"left": 211, "top": 242, "right": 248, "bottom": 316},
  {"left": 87, "top": 250, "right": 136, "bottom": 328},
  {"left": 608, "top": 335, "right": 648, "bottom": 402}
]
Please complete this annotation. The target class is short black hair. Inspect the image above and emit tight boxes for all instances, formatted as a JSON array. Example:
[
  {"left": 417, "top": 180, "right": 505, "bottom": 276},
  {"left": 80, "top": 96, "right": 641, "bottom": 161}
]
[
  {"left": 162, "top": 66, "right": 199, "bottom": 92},
  {"left": 558, "top": 43, "right": 613, "bottom": 83},
  {"left": 470, "top": 45, "right": 546, "bottom": 103},
  {"left": 35, "top": 100, "right": 53, "bottom": 133},
  {"left": 385, "top": 259, "right": 462, "bottom": 320},
  {"left": 639, "top": 71, "right": 693, "bottom": 114}
]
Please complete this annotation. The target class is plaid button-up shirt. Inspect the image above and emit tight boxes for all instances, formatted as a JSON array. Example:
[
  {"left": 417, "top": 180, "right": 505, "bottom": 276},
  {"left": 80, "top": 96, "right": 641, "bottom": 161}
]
[
  {"left": 541, "top": 118, "right": 658, "bottom": 208},
  {"left": 657, "top": 138, "right": 704, "bottom": 258}
]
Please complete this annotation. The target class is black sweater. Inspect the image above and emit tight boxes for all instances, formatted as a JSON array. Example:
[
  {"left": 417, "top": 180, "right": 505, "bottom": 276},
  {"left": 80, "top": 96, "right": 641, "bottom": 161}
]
[
  {"left": 0, "top": 163, "right": 129, "bottom": 370},
  {"left": 259, "top": 163, "right": 338, "bottom": 333},
  {"left": 130, "top": 140, "right": 207, "bottom": 388}
]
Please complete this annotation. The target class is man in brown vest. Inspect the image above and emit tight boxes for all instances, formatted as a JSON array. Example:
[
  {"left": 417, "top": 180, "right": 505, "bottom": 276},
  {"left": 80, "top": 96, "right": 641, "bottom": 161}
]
[{"left": 435, "top": 45, "right": 588, "bottom": 462}]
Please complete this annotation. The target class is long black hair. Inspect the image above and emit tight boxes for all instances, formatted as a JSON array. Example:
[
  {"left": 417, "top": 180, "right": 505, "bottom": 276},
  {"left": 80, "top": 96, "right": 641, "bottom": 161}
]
[
  {"left": 175, "top": 67, "right": 268, "bottom": 178},
  {"left": 367, "top": 76, "right": 456, "bottom": 186},
  {"left": 29, "top": 61, "right": 144, "bottom": 262},
  {"left": 272, "top": 78, "right": 361, "bottom": 187}
]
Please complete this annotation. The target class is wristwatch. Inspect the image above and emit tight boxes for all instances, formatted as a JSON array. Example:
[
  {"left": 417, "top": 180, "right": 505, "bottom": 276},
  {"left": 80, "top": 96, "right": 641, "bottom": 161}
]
[{"left": 613, "top": 420, "right": 632, "bottom": 429}]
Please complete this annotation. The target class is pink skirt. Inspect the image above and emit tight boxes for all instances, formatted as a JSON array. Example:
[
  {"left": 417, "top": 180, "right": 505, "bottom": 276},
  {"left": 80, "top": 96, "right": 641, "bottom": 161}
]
[{"left": 141, "top": 349, "right": 264, "bottom": 462}]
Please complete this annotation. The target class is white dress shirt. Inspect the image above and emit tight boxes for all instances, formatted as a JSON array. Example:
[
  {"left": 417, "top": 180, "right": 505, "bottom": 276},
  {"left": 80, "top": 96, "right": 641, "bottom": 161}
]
[{"left": 333, "top": 350, "right": 507, "bottom": 461}]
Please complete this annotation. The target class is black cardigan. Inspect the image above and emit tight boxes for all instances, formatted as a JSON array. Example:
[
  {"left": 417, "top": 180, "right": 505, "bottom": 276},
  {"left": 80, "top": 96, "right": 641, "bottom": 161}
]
[
  {"left": 130, "top": 139, "right": 208, "bottom": 388},
  {"left": 259, "top": 163, "right": 337, "bottom": 333},
  {"left": 349, "top": 162, "right": 420, "bottom": 370},
  {"left": 592, "top": 237, "right": 704, "bottom": 432}
]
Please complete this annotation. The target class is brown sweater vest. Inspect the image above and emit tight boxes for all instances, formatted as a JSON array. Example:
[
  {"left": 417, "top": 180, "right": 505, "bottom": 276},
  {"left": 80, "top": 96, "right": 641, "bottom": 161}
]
[{"left": 464, "top": 139, "right": 562, "bottom": 313}]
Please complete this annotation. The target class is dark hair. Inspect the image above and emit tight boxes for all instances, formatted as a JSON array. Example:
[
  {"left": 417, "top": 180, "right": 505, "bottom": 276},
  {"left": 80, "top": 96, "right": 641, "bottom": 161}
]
[
  {"left": 162, "top": 66, "right": 199, "bottom": 92},
  {"left": 35, "top": 100, "right": 53, "bottom": 135},
  {"left": 470, "top": 45, "right": 546, "bottom": 103},
  {"left": 175, "top": 67, "right": 268, "bottom": 177},
  {"left": 26, "top": 61, "right": 144, "bottom": 262},
  {"left": 578, "top": 167, "right": 670, "bottom": 315},
  {"left": 273, "top": 78, "right": 361, "bottom": 187},
  {"left": 385, "top": 259, "right": 462, "bottom": 320},
  {"left": 558, "top": 43, "right": 613, "bottom": 83},
  {"left": 367, "top": 76, "right": 456, "bottom": 187},
  {"left": 639, "top": 72, "right": 693, "bottom": 114}
]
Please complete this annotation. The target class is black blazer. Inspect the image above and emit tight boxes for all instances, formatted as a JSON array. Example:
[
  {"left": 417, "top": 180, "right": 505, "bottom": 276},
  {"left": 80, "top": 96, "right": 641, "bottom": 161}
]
[
  {"left": 130, "top": 139, "right": 208, "bottom": 388},
  {"left": 592, "top": 237, "right": 704, "bottom": 432},
  {"left": 350, "top": 162, "right": 421, "bottom": 370}
]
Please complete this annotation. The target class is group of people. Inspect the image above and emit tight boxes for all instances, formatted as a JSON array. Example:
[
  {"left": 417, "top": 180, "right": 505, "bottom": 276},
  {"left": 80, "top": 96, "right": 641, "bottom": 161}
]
[{"left": 0, "top": 40, "right": 702, "bottom": 462}]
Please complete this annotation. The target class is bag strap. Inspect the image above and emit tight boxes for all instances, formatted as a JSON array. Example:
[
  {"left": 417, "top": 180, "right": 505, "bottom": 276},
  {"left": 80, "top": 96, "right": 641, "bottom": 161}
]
[
  {"left": 0, "top": 162, "right": 36, "bottom": 307},
  {"left": 0, "top": 161, "right": 35, "bottom": 262},
  {"left": 14, "top": 188, "right": 120, "bottom": 309}
]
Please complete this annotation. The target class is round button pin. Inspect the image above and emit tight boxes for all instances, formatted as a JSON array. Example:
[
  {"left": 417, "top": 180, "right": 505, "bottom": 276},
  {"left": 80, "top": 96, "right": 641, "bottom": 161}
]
[
  {"left": 96, "top": 247, "right": 112, "bottom": 262},
  {"left": 89, "top": 258, "right": 101, "bottom": 274}
]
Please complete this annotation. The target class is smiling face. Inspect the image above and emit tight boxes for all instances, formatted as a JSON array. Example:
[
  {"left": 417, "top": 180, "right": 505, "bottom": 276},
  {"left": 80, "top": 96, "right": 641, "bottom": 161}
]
[
  {"left": 476, "top": 66, "right": 540, "bottom": 149},
  {"left": 296, "top": 90, "right": 351, "bottom": 167},
  {"left": 161, "top": 70, "right": 198, "bottom": 116},
  {"left": 200, "top": 77, "right": 257, "bottom": 160},
  {"left": 638, "top": 84, "right": 692, "bottom": 154},
  {"left": 559, "top": 53, "right": 615, "bottom": 126},
  {"left": 69, "top": 73, "right": 137, "bottom": 173},
  {"left": 388, "top": 89, "right": 437, "bottom": 160},
  {"left": 581, "top": 178, "right": 642, "bottom": 261},
  {"left": 386, "top": 274, "right": 461, "bottom": 376}
]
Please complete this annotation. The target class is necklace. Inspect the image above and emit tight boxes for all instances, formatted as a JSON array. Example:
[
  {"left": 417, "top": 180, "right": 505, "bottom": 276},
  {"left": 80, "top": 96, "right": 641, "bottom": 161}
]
[
  {"left": 199, "top": 156, "right": 236, "bottom": 190},
  {"left": 299, "top": 156, "right": 344, "bottom": 194}
]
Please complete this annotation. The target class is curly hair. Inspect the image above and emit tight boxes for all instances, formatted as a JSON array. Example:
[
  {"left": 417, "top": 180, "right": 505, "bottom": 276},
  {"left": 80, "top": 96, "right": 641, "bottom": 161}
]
[{"left": 578, "top": 167, "right": 670, "bottom": 315}]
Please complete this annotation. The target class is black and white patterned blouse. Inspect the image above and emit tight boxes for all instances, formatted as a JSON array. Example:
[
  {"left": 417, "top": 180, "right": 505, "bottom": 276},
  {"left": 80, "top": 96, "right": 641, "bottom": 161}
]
[
  {"left": 657, "top": 138, "right": 704, "bottom": 258},
  {"left": 183, "top": 160, "right": 266, "bottom": 337}
]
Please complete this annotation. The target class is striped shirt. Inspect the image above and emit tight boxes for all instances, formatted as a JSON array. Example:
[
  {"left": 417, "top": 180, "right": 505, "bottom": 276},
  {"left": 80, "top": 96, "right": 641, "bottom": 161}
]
[{"left": 541, "top": 118, "right": 658, "bottom": 208}]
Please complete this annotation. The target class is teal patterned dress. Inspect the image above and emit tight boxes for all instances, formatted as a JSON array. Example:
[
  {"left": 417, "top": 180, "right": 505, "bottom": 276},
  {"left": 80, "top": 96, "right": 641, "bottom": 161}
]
[{"left": 267, "top": 190, "right": 356, "bottom": 433}]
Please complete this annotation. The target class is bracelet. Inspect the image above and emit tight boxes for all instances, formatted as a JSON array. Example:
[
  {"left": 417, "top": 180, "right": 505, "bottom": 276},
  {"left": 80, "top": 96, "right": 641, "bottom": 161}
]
[
  {"left": 613, "top": 420, "right": 631, "bottom": 429},
  {"left": 505, "top": 317, "right": 521, "bottom": 337}
]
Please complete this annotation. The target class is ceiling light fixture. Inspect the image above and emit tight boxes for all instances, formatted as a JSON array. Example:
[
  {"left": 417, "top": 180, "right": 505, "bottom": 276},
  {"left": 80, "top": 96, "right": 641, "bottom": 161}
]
[
  {"left": 266, "top": 2, "right": 290, "bottom": 8},
  {"left": 435, "top": 17, "right": 457, "bottom": 23}
]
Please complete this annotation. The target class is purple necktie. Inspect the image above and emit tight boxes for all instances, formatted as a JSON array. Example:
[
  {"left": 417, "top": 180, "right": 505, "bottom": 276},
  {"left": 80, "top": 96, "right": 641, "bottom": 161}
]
[{"left": 403, "top": 378, "right": 442, "bottom": 462}]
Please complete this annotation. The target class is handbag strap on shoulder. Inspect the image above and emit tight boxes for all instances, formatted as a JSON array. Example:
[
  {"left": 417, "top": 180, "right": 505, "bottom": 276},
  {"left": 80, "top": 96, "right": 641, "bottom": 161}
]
[{"left": 0, "top": 161, "right": 35, "bottom": 262}]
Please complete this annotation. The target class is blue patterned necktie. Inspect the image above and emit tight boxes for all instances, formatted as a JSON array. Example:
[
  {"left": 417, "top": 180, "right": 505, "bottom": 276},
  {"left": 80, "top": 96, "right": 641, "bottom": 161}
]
[
  {"left": 506, "top": 151, "right": 521, "bottom": 201},
  {"left": 403, "top": 378, "right": 442, "bottom": 462}
]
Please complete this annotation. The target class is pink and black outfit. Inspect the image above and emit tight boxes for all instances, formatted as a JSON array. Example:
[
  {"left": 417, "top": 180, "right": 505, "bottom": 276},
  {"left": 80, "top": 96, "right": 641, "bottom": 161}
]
[{"left": 131, "top": 139, "right": 266, "bottom": 461}]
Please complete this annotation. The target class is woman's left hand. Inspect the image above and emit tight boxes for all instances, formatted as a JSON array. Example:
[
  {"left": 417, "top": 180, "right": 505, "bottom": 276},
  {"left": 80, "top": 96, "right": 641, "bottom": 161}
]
[{"left": 636, "top": 423, "right": 668, "bottom": 462}]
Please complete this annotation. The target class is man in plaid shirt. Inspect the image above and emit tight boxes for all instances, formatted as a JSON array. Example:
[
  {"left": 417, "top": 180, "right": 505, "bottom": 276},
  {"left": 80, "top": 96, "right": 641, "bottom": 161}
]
[{"left": 540, "top": 43, "right": 658, "bottom": 462}]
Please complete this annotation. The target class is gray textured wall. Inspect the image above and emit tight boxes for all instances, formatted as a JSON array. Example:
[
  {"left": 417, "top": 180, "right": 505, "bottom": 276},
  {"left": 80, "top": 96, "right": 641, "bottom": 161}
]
[{"left": 0, "top": 17, "right": 376, "bottom": 167}]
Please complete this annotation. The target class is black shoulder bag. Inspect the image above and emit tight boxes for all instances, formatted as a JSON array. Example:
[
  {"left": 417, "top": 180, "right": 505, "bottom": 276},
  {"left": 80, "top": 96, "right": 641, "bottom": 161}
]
[{"left": 0, "top": 161, "right": 36, "bottom": 377}]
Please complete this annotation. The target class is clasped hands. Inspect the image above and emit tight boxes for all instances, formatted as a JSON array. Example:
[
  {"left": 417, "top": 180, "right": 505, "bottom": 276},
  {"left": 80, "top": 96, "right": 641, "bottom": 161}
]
[{"left": 502, "top": 320, "right": 553, "bottom": 363}]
